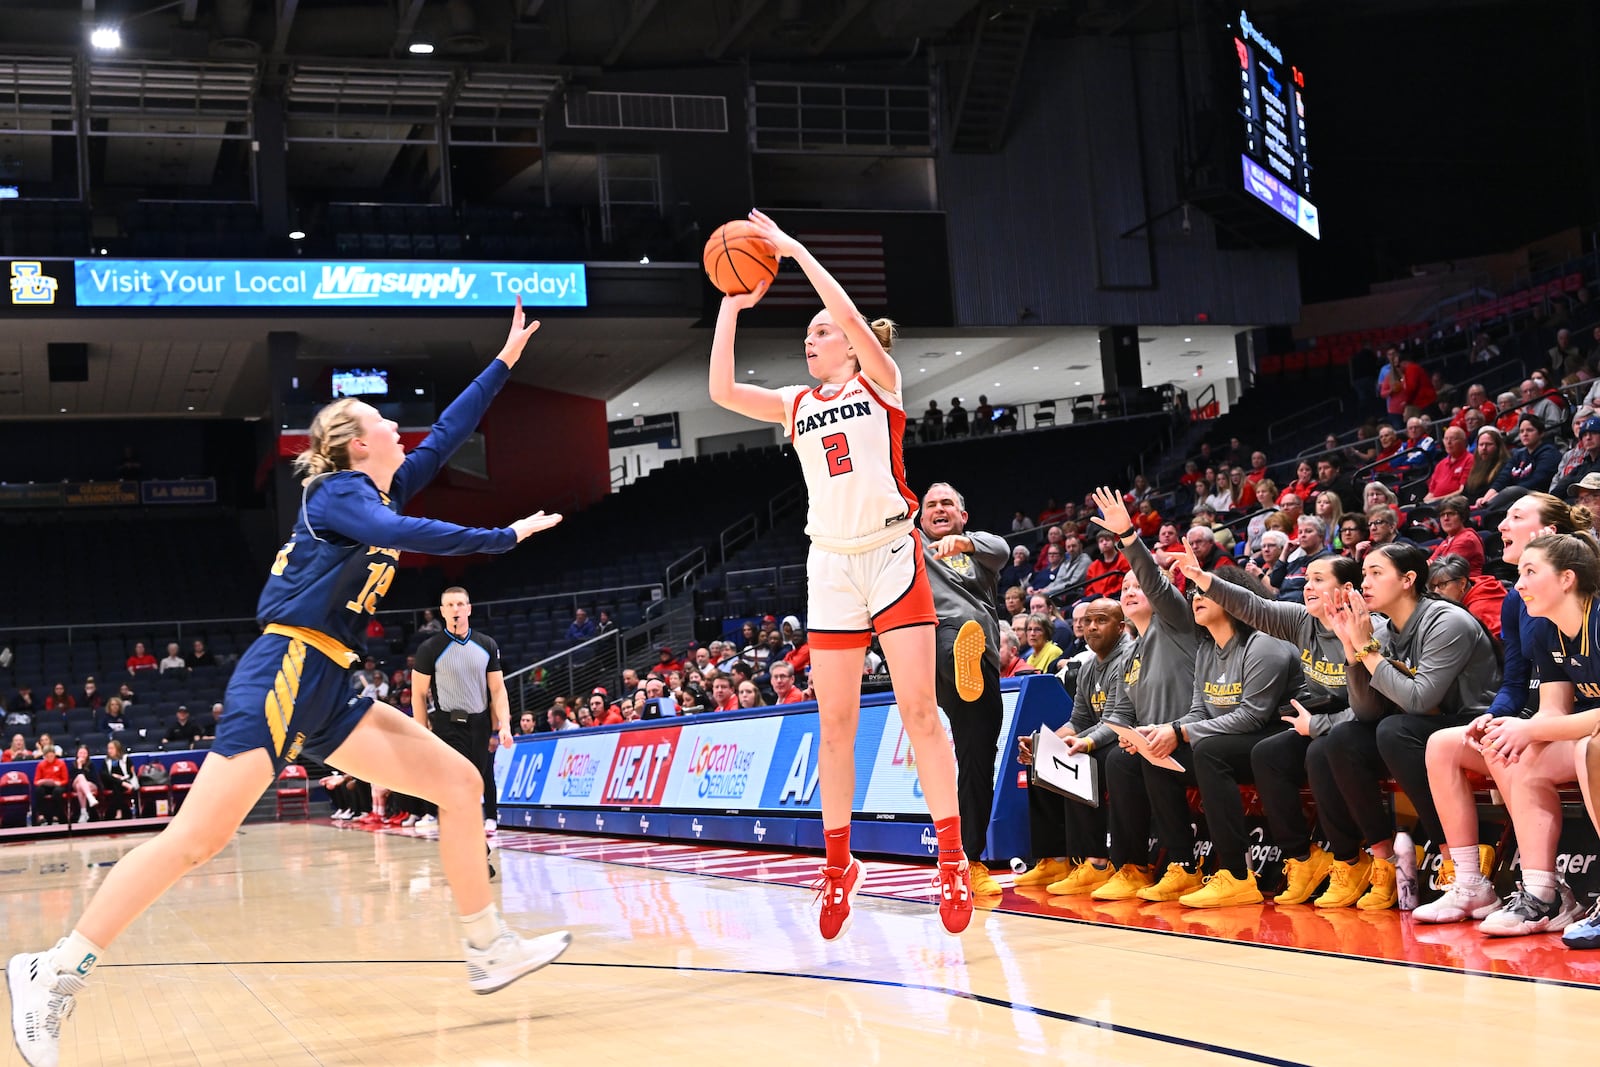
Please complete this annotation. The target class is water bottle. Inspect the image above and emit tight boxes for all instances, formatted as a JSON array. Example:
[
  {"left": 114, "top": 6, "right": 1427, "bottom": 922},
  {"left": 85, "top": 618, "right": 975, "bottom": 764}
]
[
  {"left": 1395, "top": 831, "right": 1418, "bottom": 911},
  {"left": 1009, "top": 857, "right": 1028, "bottom": 875}
]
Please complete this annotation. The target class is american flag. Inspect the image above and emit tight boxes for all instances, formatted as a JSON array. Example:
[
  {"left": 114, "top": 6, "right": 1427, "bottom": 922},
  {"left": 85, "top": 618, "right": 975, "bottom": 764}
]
[{"left": 765, "top": 231, "right": 887, "bottom": 309}]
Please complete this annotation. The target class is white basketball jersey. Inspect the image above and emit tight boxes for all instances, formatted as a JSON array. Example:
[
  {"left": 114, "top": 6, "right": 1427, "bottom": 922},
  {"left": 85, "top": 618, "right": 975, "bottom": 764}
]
[{"left": 781, "top": 373, "right": 918, "bottom": 553}]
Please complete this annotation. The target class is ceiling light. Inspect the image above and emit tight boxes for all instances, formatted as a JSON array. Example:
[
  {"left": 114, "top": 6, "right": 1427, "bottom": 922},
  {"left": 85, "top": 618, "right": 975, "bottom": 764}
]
[
  {"left": 288, "top": 230, "right": 306, "bottom": 240},
  {"left": 59, "top": 407, "right": 67, "bottom": 413},
  {"left": 1074, "top": 381, "right": 1081, "bottom": 386},
  {"left": 919, "top": 368, "right": 926, "bottom": 373},
  {"left": 632, "top": 402, "right": 639, "bottom": 407},
  {"left": 186, "top": 405, "right": 194, "bottom": 411},
  {"left": 90, "top": 26, "right": 121, "bottom": 50},
  {"left": 955, "top": 350, "right": 963, "bottom": 356},
  {"left": 408, "top": 42, "right": 435, "bottom": 54},
  {"left": 746, "top": 369, "right": 754, "bottom": 375},
  {"left": 413, "top": 387, "right": 424, "bottom": 395},
  {"left": 993, "top": 382, "right": 1000, "bottom": 387},
  {"left": 1032, "top": 366, "right": 1039, "bottom": 371},
  {"left": 639, "top": 256, "right": 650, "bottom": 264},
  {"left": 1184, "top": 337, "right": 1192, "bottom": 343}
]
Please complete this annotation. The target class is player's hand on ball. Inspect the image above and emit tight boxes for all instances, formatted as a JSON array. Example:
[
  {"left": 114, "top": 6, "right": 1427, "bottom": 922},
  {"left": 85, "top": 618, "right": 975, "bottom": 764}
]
[
  {"left": 512, "top": 511, "right": 563, "bottom": 541},
  {"left": 723, "top": 279, "right": 769, "bottom": 312}
]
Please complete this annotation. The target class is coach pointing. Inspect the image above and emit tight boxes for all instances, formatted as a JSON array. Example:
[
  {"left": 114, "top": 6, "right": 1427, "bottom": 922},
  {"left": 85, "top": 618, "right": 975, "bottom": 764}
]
[
  {"left": 921, "top": 482, "right": 1008, "bottom": 897},
  {"left": 413, "top": 586, "right": 513, "bottom": 834}
]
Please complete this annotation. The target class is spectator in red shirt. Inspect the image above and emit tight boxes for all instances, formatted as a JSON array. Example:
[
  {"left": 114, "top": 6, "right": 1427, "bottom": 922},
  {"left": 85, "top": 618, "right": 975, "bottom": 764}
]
[
  {"left": 1372, "top": 424, "right": 1404, "bottom": 474},
  {"left": 1, "top": 734, "right": 25, "bottom": 762},
  {"left": 1278, "top": 461, "right": 1318, "bottom": 505},
  {"left": 1032, "top": 524, "right": 1066, "bottom": 571},
  {"left": 1178, "top": 460, "right": 1206, "bottom": 495},
  {"left": 32, "top": 745, "right": 69, "bottom": 824},
  {"left": 1082, "top": 531, "right": 1131, "bottom": 600},
  {"left": 1228, "top": 466, "right": 1258, "bottom": 509},
  {"left": 1423, "top": 426, "right": 1476, "bottom": 502},
  {"left": 1183, "top": 525, "right": 1238, "bottom": 572},
  {"left": 1037, "top": 498, "right": 1069, "bottom": 526},
  {"left": 1448, "top": 383, "right": 1498, "bottom": 431},
  {"left": 44, "top": 683, "right": 75, "bottom": 712},
  {"left": 997, "top": 628, "right": 1036, "bottom": 678},
  {"left": 1427, "top": 553, "right": 1504, "bottom": 638},
  {"left": 709, "top": 675, "right": 739, "bottom": 712},
  {"left": 125, "top": 642, "right": 157, "bottom": 675},
  {"left": 769, "top": 661, "right": 807, "bottom": 704},
  {"left": 1427, "top": 495, "right": 1484, "bottom": 575},
  {"left": 1380, "top": 345, "right": 1436, "bottom": 422},
  {"left": 1245, "top": 451, "right": 1270, "bottom": 484},
  {"left": 655, "top": 646, "right": 683, "bottom": 675},
  {"left": 1133, "top": 499, "right": 1162, "bottom": 538},
  {"left": 781, "top": 617, "right": 810, "bottom": 676}
]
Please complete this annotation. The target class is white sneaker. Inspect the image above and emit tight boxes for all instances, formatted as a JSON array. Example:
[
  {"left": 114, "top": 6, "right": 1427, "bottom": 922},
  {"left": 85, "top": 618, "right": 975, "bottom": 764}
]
[
  {"left": 416, "top": 814, "right": 437, "bottom": 827},
  {"left": 8, "top": 944, "right": 86, "bottom": 1067},
  {"left": 74, "top": 809, "right": 88, "bottom": 825},
  {"left": 483, "top": 818, "right": 497, "bottom": 835},
  {"left": 330, "top": 809, "right": 347, "bottom": 821},
  {"left": 402, "top": 814, "right": 418, "bottom": 827},
  {"left": 464, "top": 929, "right": 571, "bottom": 995},
  {"left": 1413, "top": 879, "right": 1500, "bottom": 924}
]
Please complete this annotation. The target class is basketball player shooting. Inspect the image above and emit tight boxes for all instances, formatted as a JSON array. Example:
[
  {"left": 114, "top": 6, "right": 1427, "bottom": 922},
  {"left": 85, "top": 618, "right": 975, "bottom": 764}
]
[{"left": 707, "top": 209, "right": 972, "bottom": 942}]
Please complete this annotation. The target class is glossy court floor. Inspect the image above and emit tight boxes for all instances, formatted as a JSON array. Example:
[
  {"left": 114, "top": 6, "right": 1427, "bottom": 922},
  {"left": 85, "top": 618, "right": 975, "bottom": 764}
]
[{"left": 3, "top": 821, "right": 1599, "bottom": 1066}]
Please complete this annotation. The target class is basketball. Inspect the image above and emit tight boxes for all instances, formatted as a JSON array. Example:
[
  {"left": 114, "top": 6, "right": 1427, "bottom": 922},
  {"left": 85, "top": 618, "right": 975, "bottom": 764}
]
[{"left": 703, "top": 219, "right": 779, "bottom": 296}]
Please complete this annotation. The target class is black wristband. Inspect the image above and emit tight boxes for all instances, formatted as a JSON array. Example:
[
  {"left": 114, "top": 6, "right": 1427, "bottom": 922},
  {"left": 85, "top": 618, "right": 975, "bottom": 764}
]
[{"left": 1117, "top": 527, "right": 1136, "bottom": 540}]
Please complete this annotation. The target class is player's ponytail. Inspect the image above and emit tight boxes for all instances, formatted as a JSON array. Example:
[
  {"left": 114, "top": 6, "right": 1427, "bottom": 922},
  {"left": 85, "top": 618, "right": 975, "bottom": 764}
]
[
  {"left": 868, "top": 317, "right": 897, "bottom": 353},
  {"left": 293, "top": 397, "right": 364, "bottom": 484}
]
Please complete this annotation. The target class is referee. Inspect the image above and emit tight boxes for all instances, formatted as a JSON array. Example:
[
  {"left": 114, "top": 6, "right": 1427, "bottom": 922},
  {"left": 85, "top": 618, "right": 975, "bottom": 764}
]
[{"left": 413, "top": 586, "right": 512, "bottom": 834}]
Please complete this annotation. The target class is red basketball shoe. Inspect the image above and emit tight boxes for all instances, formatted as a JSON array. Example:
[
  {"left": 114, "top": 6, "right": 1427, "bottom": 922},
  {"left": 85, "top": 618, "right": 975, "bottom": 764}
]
[
  {"left": 937, "top": 861, "right": 974, "bottom": 934},
  {"left": 814, "top": 858, "right": 862, "bottom": 941}
]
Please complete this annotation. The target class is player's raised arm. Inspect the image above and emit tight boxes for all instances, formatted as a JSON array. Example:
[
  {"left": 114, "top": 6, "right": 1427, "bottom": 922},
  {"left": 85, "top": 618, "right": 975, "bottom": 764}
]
[
  {"left": 708, "top": 284, "right": 787, "bottom": 424},
  {"left": 744, "top": 209, "right": 899, "bottom": 396}
]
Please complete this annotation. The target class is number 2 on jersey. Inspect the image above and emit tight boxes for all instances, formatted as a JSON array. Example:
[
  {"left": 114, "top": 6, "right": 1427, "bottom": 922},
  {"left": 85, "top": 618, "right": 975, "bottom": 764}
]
[
  {"left": 345, "top": 562, "right": 396, "bottom": 615},
  {"left": 821, "top": 433, "right": 853, "bottom": 477}
]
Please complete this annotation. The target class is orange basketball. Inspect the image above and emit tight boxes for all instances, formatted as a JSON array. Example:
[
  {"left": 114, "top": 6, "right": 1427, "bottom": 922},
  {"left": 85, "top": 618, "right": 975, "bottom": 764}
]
[{"left": 703, "top": 219, "right": 779, "bottom": 296}]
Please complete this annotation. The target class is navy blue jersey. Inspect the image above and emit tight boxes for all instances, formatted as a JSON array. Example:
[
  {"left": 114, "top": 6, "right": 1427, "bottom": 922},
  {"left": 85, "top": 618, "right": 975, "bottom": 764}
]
[
  {"left": 257, "top": 360, "right": 519, "bottom": 650},
  {"left": 1531, "top": 596, "right": 1600, "bottom": 712}
]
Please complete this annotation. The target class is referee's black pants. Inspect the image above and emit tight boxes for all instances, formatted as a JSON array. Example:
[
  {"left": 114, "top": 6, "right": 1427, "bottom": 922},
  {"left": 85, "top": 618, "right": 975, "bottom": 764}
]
[
  {"left": 935, "top": 654, "right": 1003, "bottom": 862},
  {"left": 430, "top": 711, "right": 496, "bottom": 821}
]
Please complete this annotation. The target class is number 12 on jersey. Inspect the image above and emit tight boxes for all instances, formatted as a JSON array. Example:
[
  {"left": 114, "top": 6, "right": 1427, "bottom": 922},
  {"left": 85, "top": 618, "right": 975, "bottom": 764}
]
[
  {"left": 346, "top": 562, "right": 396, "bottom": 615},
  {"left": 821, "top": 432, "right": 853, "bottom": 477}
]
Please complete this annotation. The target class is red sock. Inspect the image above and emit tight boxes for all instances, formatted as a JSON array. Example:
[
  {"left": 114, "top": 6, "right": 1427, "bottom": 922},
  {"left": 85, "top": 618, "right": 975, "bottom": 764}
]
[
  {"left": 935, "top": 816, "right": 964, "bottom": 868},
  {"left": 824, "top": 825, "right": 851, "bottom": 870}
]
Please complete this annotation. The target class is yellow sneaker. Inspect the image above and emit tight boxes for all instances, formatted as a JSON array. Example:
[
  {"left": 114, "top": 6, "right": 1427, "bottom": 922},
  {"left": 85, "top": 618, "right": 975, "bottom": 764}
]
[
  {"left": 1137, "top": 863, "right": 1205, "bottom": 902},
  {"left": 1276, "top": 845, "right": 1333, "bottom": 905},
  {"left": 1013, "top": 857, "right": 1071, "bottom": 888},
  {"left": 1315, "top": 854, "right": 1374, "bottom": 908},
  {"left": 1178, "top": 869, "right": 1264, "bottom": 909},
  {"left": 1047, "top": 860, "right": 1114, "bottom": 896},
  {"left": 969, "top": 861, "right": 1003, "bottom": 897},
  {"left": 1091, "top": 864, "right": 1154, "bottom": 901},
  {"left": 1357, "top": 856, "right": 1397, "bottom": 910},
  {"left": 953, "top": 619, "right": 987, "bottom": 702}
]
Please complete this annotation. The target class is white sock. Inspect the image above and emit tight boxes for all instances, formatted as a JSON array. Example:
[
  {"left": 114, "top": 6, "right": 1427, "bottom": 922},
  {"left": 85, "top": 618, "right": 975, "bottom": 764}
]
[
  {"left": 1523, "top": 869, "right": 1557, "bottom": 902},
  {"left": 48, "top": 930, "right": 105, "bottom": 980},
  {"left": 460, "top": 904, "right": 506, "bottom": 950},
  {"left": 1449, "top": 846, "right": 1487, "bottom": 889}
]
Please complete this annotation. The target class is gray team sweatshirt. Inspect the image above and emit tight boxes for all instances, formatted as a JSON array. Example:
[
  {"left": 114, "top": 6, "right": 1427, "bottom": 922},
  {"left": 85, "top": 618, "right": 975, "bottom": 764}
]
[
  {"left": 1120, "top": 535, "right": 1201, "bottom": 726},
  {"left": 1199, "top": 578, "right": 1355, "bottom": 737},
  {"left": 923, "top": 529, "right": 1008, "bottom": 675},
  {"left": 1068, "top": 632, "right": 1137, "bottom": 751},
  {"left": 1176, "top": 629, "right": 1307, "bottom": 743},
  {"left": 1348, "top": 597, "right": 1501, "bottom": 721}
]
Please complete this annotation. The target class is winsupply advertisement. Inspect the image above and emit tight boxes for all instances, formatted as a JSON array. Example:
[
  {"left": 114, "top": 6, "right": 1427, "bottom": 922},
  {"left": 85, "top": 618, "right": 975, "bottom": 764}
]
[
  {"left": 497, "top": 677, "right": 1058, "bottom": 862},
  {"left": 7, "top": 258, "right": 587, "bottom": 309}
]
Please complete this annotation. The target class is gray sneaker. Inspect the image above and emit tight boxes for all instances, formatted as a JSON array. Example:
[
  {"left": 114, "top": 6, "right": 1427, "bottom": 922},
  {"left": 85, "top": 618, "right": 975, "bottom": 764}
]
[{"left": 1479, "top": 883, "right": 1584, "bottom": 937}]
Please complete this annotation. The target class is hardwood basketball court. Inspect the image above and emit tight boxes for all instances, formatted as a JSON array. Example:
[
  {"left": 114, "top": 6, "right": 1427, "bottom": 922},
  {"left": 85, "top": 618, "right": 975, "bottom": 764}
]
[{"left": 3, "top": 821, "right": 1596, "bottom": 1066}]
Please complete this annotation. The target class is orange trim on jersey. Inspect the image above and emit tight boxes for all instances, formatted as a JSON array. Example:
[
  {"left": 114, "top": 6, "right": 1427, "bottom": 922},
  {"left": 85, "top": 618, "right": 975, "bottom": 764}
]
[
  {"left": 871, "top": 531, "right": 937, "bottom": 634},
  {"left": 855, "top": 374, "right": 919, "bottom": 519},
  {"left": 809, "top": 629, "right": 873, "bottom": 651}
]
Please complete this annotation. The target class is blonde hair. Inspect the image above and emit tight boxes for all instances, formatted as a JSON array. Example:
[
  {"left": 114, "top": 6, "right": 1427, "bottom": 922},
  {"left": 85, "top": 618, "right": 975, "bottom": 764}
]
[
  {"left": 293, "top": 398, "right": 365, "bottom": 484},
  {"left": 868, "top": 317, "right": 897, "bottom": 352}
]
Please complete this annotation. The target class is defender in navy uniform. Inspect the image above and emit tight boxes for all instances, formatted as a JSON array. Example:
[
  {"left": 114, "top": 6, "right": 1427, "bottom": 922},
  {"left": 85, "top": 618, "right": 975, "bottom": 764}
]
[{"left": 10, "top": 300, "right": 568, "bottom": 1067}]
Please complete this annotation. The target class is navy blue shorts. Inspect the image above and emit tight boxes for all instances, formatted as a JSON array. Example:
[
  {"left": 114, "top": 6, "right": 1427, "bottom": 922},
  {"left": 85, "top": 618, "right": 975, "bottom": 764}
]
[{"left": 214, "top": 629, "right": 375, "bottom": 771}]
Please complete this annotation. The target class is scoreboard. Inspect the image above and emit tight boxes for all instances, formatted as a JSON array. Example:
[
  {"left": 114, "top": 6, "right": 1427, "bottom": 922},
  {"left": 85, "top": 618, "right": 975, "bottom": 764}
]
[{"left": 1230, "top": 9, "right": 1319, "bottom": 239}]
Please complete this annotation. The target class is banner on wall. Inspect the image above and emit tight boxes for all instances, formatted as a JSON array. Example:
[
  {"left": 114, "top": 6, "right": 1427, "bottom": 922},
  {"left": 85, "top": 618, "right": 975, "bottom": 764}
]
[
  {"left": 606, "top": 412, "right": 680, "bottom": 450},
  {"left": 5, "top": 258, "right": 587, "bottom": 310},
  {"left": 140, "top": 478, "right": 217, "bottom": 505}
]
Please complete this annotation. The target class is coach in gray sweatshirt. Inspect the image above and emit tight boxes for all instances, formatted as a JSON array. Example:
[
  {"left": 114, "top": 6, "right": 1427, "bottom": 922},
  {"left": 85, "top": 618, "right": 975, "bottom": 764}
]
[{"left": 920, "top": 482, "right": 1009, "bottom": 871}]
